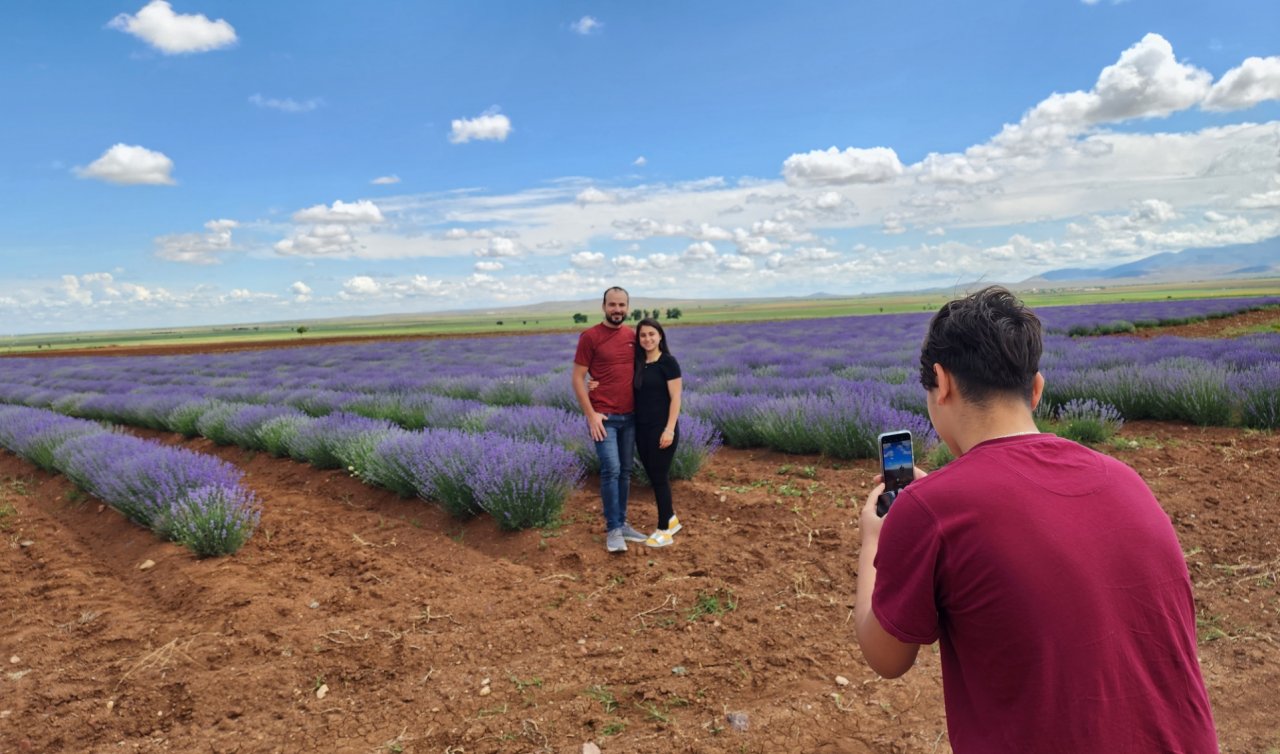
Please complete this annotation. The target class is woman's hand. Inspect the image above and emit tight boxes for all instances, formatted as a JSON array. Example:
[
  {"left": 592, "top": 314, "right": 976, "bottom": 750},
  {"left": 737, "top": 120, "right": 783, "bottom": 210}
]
[
  {"left": 658, "top": 428, "right": 675, "bottom": 449},
  {"left": 587, "top": 379, "right": 600, "bottom": 391}
]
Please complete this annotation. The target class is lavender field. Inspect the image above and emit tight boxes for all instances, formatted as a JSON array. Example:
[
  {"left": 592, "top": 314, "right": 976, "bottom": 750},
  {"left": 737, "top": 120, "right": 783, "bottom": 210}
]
[{"left": 0, "top": 296, "right": 1276, "bottom": 537}]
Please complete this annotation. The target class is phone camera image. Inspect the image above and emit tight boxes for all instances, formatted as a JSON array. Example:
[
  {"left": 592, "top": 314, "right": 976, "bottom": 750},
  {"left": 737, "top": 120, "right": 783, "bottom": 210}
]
[{"left": 877, "top": 430, "right": 914, "bottom": 517}]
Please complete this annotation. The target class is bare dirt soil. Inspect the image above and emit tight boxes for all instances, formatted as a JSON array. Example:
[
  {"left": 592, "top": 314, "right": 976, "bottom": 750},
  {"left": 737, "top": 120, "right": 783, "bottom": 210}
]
[{"left": 2, "top": 316, "right": 1278, "bottom": 754}]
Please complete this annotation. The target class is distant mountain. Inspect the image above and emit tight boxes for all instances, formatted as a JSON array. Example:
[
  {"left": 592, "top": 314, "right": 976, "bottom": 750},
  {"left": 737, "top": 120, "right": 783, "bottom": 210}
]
[{"left": 1023, "top": 238, "right": 1280, "bottom": 285}]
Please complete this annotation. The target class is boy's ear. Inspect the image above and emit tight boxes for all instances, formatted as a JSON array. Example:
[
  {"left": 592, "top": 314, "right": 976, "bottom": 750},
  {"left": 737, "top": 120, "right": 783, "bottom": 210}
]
[
  {"left": 933, "top": 363, "right": 953, "bottom": 403},
  {"left": 1030, "top": 372, "right": 1045, "bottom": 410}
]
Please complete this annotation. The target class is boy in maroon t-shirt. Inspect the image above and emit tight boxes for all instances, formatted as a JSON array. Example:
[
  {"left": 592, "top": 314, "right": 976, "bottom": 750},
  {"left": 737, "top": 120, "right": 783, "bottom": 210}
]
[
  {"left": 855, "top": 286, "right": 1218, "bottom": 753},
  {"left": 572, "top": 287, "right": 648, "bottom": 553}
]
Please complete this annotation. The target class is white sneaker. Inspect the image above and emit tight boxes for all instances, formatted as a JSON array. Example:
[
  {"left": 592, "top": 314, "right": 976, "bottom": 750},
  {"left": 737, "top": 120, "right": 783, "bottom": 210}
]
[{"left": 645, "top": 530, "right": 674, "bottom": 548}]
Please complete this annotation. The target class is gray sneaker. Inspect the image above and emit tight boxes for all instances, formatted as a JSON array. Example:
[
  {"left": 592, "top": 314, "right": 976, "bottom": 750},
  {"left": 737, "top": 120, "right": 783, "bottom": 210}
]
[
  {"left": 619, "top": 523, "right": 648, "bottom": 542},
  {"left": 606, "top": 528, "right": 627, "bottom": 553}
]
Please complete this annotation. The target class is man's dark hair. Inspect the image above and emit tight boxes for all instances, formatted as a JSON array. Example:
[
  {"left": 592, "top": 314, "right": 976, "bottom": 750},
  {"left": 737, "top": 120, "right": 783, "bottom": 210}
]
[
  {"left": 919, "top": 286, "right": 1042, "bottom": 404},
  {"left": 602, "top": 286, "right": 629, "bottom": 304}
]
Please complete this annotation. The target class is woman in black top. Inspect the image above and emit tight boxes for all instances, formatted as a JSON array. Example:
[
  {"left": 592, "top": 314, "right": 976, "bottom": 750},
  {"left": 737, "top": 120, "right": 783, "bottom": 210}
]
[{"left": 633, "top": 318, "right": 683, "bottom": 547}]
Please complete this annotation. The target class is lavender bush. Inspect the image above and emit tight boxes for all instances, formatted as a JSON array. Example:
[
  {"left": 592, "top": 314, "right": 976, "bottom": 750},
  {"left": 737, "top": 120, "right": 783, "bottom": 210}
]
[
  {"left": 471, "top": 437, "right": 584, "bottom": 529},
  {"left": 632, "top": 415, "right": 723, "bottom": 485},
  {"left": 1053, "top": 399, "right": 1125, "bottom": 444},
  {"left": 0, "top": 406, "right": 259, "bottom": 556}
]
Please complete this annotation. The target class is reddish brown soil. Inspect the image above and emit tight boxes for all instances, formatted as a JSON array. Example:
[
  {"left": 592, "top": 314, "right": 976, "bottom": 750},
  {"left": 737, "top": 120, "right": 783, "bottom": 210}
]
[
  {"left": 1121, "top": 306, "right": 1280, "bottom": 339},
  {"left": 2, "top": 312, "right": 1278, "bottom": 753}
]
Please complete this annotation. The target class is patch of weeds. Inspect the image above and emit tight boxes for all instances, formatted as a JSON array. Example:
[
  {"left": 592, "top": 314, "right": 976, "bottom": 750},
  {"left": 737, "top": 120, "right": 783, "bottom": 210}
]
[
  {"left": 0, "top": 503, "right": 17, "bottom": 532},
  {"left": 1196, "top": 613, "right": 1229, "bottom": 643},
  {"left": 5, "top": 477, "right": 32, "bottom": 496},
  {"left": 601, "top": 720, "right": 626, "bottom": 736},
  {"left": 639, "top": 701, "right": 670, "bottom": 724},
  {"left": 510, "top": 675, "right": 542, "bottom": 692},
  {"left": 1106, "top": 435, "right": 1165, "bottom": 452},
  {"left": 687, "top": 589, "right": 737, "bottom": 622},
  {"left": 386, "top": 743, "right": 404, "bottom": 754},
  {"left": 776, "top": 482, "right": 805, "bottom": 498},
  {"left": 312, "top": 675, "right": 326, "bottom": 691},
  {"left": 584, "top": 685, "right": 618, "bottom": 714},
  {"left": 64, "top": 488, "right": 87, "bottom": 506},
  {"left": 408, "top": 517, "right": 422, "bottom": 529},
  {"left": 608, "top": 574, "right": 626, "bottom": 587},
  {"left": 926, "top": 442, "right": 954, "bottom": 469},
  {"left": 776, "top": 464, "right": 794, "bottom": 475},
  {"left": 448, "top": 527, "right": 465, "bottom": 543}
]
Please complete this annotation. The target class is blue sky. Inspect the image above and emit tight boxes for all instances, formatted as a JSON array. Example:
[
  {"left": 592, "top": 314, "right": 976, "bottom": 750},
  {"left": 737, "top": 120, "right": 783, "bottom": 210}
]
[{"left": 2, "top": 1, "right": 1278, "bottom": 334}]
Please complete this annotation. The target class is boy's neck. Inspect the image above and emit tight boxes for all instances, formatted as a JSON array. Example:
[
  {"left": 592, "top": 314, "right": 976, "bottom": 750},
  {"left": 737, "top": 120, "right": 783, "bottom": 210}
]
[{"left": 950, "top": 401, "right": 1039, "bottom": 455}]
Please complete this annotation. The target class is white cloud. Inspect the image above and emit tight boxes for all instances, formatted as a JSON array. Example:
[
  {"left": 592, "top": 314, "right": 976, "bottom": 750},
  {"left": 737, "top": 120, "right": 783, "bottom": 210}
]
[
  {"left": 249, "top": 94, "right": 322, "bottom": 113},
  {"left": 108, "top": 1, "right": 236, "bottom": 55},
  {"left": 474, "top": 260, "right": 504, "bottom": 272},
  {"left": 449, "top": 109, "right": 512, "bottom": 143},
  {"left": 342, "top": 276, "right": 381, "bottom": 297},
  {"left": 275, "top": 224, "right": 357, "bottom": 256},
  {"left": 980, "top": 33, "right": 1212, "bottom": 161},
  {"left": 290, "top": 281, "right": 312, "bottom": 302},
  {"left": 371, "top": 175, "right": 401, "bottom": 185},
  {"left": 1239, "top": 189, "right": 1280, "bottom": 209},
  {"left": 782, "top": 146, "right": 904, "bottom": 187},
  {"left": 717, "top": 255, "right": 754, "bottom": 272},
  {"left": 1204, "top": 56, "right": 1280, "bottom": 111},
  {"left": 634, "top": 156, "right": 647, "bottom": 167},
  {"left": 915, "top": 153, "right": 1000, "bottom": 185},
  {"left": 293, "top": 199, "right": 385, "bottom": 224},
  {"left": 155, "top": 218, "right": 238, "bottom": 264},
  {"left": 576, "top": 187, "right": 614, "bottom": 205},
  {"left": 75, "top": 143, "right": 175, "bottom": 185},
  {"left": 474, "top": 237, "right": 521, "bottom": 258},
  {"left": 612, "top": 254, "right": 642, "bottom": 270},
  {"left": 570, "top": 251, "right": 606, "bottom": 268},
  {"left": 682, "top": 241, "right": 718, "bottom": 261},
  {"left": 571, "top": 16, "right": 602, "bottom": 35},
  {"left": 792, "top": 246, "right": 840, "bottom": 262}
]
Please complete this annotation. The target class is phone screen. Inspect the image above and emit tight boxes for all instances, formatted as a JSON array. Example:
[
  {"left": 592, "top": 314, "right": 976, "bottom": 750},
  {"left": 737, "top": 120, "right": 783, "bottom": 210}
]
[{"left": 879, "top": 431, "right": 914, "bottom": 495}]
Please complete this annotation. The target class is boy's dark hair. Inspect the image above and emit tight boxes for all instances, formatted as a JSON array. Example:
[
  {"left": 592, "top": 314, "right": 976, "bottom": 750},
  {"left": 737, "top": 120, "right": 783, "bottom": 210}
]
[
  {"left": 919, "top": 286, "right": 1042, "bottom": 404},
  {"left": 602, "top": 286, "right": 629, "bottom": 304}
]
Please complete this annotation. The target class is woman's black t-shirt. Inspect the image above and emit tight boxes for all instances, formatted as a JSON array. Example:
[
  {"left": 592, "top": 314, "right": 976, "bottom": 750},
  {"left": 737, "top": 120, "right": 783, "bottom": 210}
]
[{"left": 636, "top": 353, "right": 681, "bottom": 427}]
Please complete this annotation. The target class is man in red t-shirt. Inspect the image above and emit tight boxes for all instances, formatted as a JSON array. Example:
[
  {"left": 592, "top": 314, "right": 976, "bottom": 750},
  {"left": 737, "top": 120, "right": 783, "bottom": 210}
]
[
  {"left": 573, "top": 287, "right": 648, "bottom": 553},
  {"left": 855, "top": 286, "right": 1218, "bottom": 753}
]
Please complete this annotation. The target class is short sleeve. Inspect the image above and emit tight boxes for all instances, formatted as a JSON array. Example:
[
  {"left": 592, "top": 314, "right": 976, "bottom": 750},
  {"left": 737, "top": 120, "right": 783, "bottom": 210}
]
[
  {"left": 662, "top": 355, "right": 682, "bottom": 380},
  {"left": 871, "top": 490, "right": 943, "bottom": 645},
  {"left": 573, "top": 331, "right": 594, "bottom": 368}
]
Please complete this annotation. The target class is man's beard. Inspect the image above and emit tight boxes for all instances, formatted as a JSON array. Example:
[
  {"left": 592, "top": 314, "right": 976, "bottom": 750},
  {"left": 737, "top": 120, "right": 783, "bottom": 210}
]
[{"left": 606, "top": 312, "right": 626, "bottom": 325}]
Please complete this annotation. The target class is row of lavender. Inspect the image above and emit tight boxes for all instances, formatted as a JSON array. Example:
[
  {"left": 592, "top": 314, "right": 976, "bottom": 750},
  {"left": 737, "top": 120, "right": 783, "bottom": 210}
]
[
  {"left": 0, "top": 405, "right": 260, "bottom": 556},
  {"left": 0, "top": 295, "right": 1276, "bottom": 469}
]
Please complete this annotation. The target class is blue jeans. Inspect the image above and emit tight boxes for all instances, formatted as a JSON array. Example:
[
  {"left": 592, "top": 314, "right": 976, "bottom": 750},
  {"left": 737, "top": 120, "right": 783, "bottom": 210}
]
[{"left": 594, "top": 414, "right": 635, "bottom": 531}]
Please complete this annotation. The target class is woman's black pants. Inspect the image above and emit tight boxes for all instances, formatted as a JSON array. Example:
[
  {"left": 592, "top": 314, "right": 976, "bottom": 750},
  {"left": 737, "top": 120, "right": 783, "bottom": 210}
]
[{"left": 635, "top": 423, "right": 678, "bottom": 530}]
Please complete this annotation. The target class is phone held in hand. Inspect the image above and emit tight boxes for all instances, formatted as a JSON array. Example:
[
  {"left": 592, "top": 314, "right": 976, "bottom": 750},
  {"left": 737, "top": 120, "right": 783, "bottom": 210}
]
[{"left": 876, "top": 430, "right": 914, "bottom": 517}]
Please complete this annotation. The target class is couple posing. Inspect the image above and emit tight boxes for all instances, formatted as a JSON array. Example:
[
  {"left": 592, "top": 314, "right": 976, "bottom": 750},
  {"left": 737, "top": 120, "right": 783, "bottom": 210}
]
[{"left": 572, "top": 287, "right": 682, "bottom": 553}]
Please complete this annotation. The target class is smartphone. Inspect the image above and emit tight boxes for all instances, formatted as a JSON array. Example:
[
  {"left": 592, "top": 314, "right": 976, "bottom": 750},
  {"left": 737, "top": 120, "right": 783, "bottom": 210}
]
[{"left": 876, "top": 430, "right": 914, "bottom": 517}]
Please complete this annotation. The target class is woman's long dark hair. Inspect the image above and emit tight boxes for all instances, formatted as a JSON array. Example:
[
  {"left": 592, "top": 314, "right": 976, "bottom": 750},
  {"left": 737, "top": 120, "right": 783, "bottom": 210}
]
[{"left": 633, "top": 318, "right": 672, "bottom": 389}]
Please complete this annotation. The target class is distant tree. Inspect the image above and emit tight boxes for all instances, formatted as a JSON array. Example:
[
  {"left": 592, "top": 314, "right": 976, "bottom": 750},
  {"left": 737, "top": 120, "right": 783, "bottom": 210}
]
[
  {"left": 572, "top": 313, "right": 588, "bottom": 324},
  {"left": 650, "top": 309, "right": 661, "bottom": 320},
  {"left": 295, "top": 326, "right": 309, "bottom": 335},
  {"left": 631, "top": 309, "right": 643, "bottom": 321},
  {"left": 496, "top": 320, "right": 504, "bottom": 326},
  {"left": 665, "top": 307, "right": 683, "bottom": 320}
]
